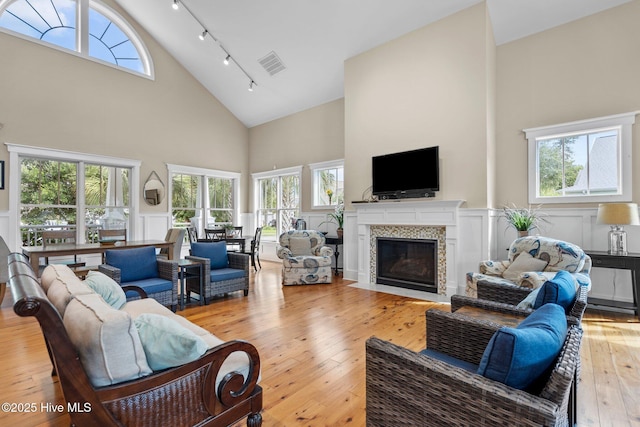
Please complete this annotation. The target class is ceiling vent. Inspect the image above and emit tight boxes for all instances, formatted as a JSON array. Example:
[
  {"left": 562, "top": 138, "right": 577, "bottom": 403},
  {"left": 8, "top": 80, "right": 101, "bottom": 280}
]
[{"left": 258, "top": 51, "right": 286, "bottom": 76}]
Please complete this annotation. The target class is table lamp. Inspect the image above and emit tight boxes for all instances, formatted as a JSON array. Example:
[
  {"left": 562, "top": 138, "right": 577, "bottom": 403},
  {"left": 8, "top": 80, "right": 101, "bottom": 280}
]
[{"left": 596, "top": 203, "right": 640, "bottom": 255}]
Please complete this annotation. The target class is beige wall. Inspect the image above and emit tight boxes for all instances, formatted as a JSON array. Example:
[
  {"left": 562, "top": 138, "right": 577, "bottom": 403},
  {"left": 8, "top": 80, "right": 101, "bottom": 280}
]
[
  {"left": 248, "top": 99, "right": 345, "bottom": 212},
  {"left": 344, "top": 3, "right": 495, "bottom": 209},
  {"left": 0, "top": 0, "right": 249, "bottom": 213},
  {"left": 496, "top": 0, "right": 640, "bottom": 208}
]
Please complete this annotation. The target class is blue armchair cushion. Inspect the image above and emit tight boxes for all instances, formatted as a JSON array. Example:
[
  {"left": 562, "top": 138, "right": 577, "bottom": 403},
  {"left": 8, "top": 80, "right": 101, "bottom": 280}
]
[
  {"left": 123, "top": 277, "right": 173, "bottom": 299},
  {"left": 210, "top": 268, "right": 246, "bottom": 282},
  {"left": 105, "top": 246, "right": 158, "bottom": 283},
  {"left": 534, "top": 270, "right": 577, "bottom": 313},
  {"left": 191, "top": 241, "right": 229, "bottom": 270},
  {"left": 477, "top": 303, "right": 567, "bottom": 390}
]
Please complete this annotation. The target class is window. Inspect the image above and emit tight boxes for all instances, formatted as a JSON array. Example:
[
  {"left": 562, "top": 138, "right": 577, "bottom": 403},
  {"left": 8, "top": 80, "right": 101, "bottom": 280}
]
[
  {"left": 0, "top": 0, "right": 153, "bottom": 76},
  {"left": 8, "top": 144, "right": 140, "bottom": 246},
  {"left": 253, "top": 166, "right": 301, "bottom": 241},
  {"left": 310, "top": 159, "right": 344, "bottom": 208},
  {"left": 524, "top": 112, "right": 637, "bottom": 204},
  {"left": 168, "top": 164, "right": 239, "bottom": 237}
]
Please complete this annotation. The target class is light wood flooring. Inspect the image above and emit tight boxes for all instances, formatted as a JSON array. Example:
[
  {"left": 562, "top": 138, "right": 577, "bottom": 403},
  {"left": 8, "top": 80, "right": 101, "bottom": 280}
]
[{"left": 0, "top": 261, "right": 638, "bottom": 426}]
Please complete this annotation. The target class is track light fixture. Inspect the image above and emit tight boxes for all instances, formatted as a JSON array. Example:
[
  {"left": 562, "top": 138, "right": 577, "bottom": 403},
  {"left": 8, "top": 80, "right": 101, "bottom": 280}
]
[{"left": 170, "top": 0, "right": 256, "bottom": 92}]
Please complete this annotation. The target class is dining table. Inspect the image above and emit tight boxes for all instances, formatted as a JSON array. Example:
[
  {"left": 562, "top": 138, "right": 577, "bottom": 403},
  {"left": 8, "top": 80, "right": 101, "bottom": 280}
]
[{"left": 22, "top": 239, "right": 174, "bottom": 277}]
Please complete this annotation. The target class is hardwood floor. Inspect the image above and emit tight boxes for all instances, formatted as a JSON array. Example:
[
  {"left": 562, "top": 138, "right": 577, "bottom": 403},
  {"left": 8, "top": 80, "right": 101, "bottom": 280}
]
[{"left": 0, "top": 261, "right": 638, "bottom": 426}]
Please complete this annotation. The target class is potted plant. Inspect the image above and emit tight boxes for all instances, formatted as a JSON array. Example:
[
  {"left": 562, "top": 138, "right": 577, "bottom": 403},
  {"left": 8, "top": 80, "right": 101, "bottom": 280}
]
[
  {"left": 321, "top": 203, "right": 344, "bottom": 238},
  {"left": 502, "top": 204, "right": 547, "bottom": 237}
]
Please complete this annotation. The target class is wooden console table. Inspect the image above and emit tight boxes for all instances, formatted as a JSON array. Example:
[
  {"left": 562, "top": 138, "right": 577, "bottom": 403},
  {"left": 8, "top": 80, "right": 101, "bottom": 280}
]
[{"left": 585, "top": 250, "right": 640, "bottom": 319}]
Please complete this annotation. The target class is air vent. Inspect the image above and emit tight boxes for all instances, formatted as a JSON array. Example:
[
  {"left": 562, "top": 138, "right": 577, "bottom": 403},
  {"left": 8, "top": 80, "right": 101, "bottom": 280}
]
[{"left": 258, "top": 51, "right": 286, "bottom": 76}]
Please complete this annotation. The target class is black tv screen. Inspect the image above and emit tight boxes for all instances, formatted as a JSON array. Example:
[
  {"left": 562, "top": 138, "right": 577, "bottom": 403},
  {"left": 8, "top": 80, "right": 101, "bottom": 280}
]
[{"left": 372, "top": 146, "right": 439, "bottom": 199}]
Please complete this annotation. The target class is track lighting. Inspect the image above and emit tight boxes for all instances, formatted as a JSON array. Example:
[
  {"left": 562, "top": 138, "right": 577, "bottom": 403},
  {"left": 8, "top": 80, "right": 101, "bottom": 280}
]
[{"left": 171, "top": 0, "right": 256, "bottom": 92}]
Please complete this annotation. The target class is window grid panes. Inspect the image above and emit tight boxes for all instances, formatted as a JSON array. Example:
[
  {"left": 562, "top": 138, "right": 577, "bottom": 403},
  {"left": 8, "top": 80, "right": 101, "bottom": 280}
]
[
  {"left": 0, "top": 0, "right": 150, "bottom": 75},
  {"left": 171, "top": 173, "right": 202, "bottom": 231},
  {"left": 208, "top": 177, "right": 234, "bottom": 224},
  {"left": 256, "top": 173, "right": 300, "bottom": 241},
  {"left": 20, "top": 157, "right": 132, "bottom": 246}
]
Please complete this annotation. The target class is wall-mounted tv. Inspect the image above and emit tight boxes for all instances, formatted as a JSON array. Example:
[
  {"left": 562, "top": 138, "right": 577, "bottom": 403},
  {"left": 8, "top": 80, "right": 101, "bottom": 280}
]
[{"left": 372, "top": 146, "right": 439, "bottom": 200}]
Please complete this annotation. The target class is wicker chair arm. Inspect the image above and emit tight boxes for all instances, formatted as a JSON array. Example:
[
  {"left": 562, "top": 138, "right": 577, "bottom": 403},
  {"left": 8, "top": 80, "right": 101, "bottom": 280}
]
[
  {"left": 98, "top": 264, "right": 121, "bottom": 284},
  {"left": 366, "top": 336, "right": 562, "bottom": 426},
  {"left": 451, "top": 294, "right": 534, "bottom": 317},
  {"left": 228, "top": 252, "right": 250, "bottom": 270},
  {"left": 157, "top": 259, "right": 179, "bottom": 301},
  {"left": 476, "top": 279, "right": 532, "bottom": 305}
]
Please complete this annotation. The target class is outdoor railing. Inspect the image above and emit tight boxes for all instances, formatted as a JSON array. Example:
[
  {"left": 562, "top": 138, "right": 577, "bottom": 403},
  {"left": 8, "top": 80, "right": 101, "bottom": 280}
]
[{"left": 21, "top": 224, "right": 103, "bottom": 247}]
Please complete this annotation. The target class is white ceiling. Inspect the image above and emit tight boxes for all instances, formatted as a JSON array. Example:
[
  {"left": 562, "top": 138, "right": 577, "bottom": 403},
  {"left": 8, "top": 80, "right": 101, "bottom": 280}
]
[{"left": 113, "top": 0, "right": 631, "bottom": 128}]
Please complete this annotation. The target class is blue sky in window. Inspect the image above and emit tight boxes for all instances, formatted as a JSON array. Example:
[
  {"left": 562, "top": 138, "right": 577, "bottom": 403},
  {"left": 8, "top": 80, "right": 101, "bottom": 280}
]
[{"left": 1, "top": 0, "right": 142, "bottom": 73}]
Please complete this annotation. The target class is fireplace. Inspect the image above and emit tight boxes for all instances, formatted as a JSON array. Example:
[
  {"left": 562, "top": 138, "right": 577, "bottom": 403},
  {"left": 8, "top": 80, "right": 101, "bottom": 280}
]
[{"left": 376, "top": 237, "right": 438, "bottom": 293}]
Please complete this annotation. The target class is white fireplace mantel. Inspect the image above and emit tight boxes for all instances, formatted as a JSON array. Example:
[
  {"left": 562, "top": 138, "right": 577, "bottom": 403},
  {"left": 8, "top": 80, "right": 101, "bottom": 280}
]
[{"left": 353, "top": 199, "right": 464, "bottom": 302}]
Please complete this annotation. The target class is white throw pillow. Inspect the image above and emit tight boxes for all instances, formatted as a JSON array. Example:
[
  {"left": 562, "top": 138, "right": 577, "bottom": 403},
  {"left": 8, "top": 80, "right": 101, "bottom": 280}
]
[
  {"left": 288, "top": 236, "right": 313, "bottom": 256},
  {"left": 503, "top": 252, "right": 548, "bottom": 281}
]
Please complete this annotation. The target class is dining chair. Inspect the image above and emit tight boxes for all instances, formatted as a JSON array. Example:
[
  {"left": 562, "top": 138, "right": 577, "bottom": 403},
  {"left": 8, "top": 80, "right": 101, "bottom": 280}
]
[
  {"left": 98, "top": 228, "right": 127, "bottom": 242},
  {"left": 243, "top": 227, "right": 262, "bottom": 271},
  {"left": 225, "top": 226, "right": 244, "bottom": 252},
  {"left": 187, "top": 226, "right": 198, "bottom": 245},
  {"left": 42, "top": 230, "right": 86, "bottom": 269},
  {"left": 204, "top": 228, "right": 226, "bottom": 241},
  {"left": 157, "top": 228, "right": 186, "bottom": 260}
]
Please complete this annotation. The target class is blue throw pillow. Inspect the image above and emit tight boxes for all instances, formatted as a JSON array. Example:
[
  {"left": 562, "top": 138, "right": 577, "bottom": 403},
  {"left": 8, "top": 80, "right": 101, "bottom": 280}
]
[
  {"left": 191, "top": 241, "right": 229, "bottom": 269},
  {"left": 477, "top": 303, "right": 568, "bottom": 390},
  {"left": 534, "top": 270, "right": 577, "bottom": 313},
  {"left": 105, "top": 246, "right": 158, "bottom": 283}
]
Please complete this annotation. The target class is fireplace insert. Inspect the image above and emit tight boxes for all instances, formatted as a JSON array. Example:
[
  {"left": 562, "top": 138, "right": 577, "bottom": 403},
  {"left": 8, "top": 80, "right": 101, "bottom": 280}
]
[{"left": 376, "top": 237, "right": 437, "bottom": 293}]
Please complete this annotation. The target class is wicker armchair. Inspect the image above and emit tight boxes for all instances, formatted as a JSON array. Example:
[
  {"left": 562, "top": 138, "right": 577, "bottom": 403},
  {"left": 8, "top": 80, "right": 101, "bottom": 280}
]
[
  {"left": 466, "top": 236, "right": 592, "bottom": 298},
  {"left": 99, "top": 246, "right": 179, "bottom": 311},
  {"left": 366, "top": 308, "right": 583, "bottom": 426}
]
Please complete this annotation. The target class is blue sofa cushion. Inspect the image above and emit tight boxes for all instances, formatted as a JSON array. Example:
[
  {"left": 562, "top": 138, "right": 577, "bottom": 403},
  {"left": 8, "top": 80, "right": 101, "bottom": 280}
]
[
  {"left": 105, "top": 246, "right": 158, "bottom": 283},
  {"left": 534, "top": 270, "right": 577, "bottom": 313},
  {"left": 477, "top": 303, "right": 567, "bottom": 390},
  {"left": 124, "top": 277, "right": 173, "bottom": 299},
  {"left": 191, "top": 241, "right": 229, "bottom": 269},
  {"left": 210, "top": 268, "right": 245, "bottom": 282}
]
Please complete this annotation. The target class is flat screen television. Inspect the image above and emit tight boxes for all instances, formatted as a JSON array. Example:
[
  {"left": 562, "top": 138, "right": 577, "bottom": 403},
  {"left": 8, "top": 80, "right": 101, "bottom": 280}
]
[{"left": 372, "top": 146, "right": 439, "bottom": 200}]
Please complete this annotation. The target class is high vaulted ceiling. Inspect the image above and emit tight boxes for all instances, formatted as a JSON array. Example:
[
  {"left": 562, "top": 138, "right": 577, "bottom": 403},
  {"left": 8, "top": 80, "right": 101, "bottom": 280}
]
[{"left": 114, "top": 0, "right": 631, "bottom": 128}]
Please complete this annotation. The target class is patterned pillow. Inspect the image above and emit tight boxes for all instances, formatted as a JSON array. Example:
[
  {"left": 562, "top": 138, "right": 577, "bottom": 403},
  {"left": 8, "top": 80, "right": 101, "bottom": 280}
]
[{"left": 502, "top": 252, "right": 548, "bottom": 281}]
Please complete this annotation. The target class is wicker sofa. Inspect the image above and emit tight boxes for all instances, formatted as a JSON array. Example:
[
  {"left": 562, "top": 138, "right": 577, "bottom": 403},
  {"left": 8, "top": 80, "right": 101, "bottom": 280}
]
[
  {"left": 466, "top": 236, "right": 592, "bottom": 298},
  {"left": 366, "top": 307, "right": 583, "bottom": 426},
  {"left": 9, "top": 253, "right": 262, "bottom": 427}
]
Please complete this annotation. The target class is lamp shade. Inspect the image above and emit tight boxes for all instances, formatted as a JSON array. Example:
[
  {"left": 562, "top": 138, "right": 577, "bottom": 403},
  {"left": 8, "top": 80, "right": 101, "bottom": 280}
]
[{"left": 596, "top": 203, "right": 640, "bottom": 226}]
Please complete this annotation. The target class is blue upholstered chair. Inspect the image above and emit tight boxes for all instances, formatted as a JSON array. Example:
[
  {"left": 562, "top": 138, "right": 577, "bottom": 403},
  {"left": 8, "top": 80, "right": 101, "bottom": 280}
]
[
  {"left": 99, "top": 246, "right": 179, "bottom": 310},
  {"left": 186, "top": 241, "right": 249, "bottom": 302}
]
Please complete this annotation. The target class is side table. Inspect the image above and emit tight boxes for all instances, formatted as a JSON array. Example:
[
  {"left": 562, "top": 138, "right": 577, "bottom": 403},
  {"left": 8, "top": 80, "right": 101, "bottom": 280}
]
[
  {"left": 585, "top": 250, "right": 640, "bottom": 319},
  {"left": 177, "top": 259, "right": 203, "bottom": 311},
  {"left": 325, "top": 236, "right": 343, "bottom": 276}
]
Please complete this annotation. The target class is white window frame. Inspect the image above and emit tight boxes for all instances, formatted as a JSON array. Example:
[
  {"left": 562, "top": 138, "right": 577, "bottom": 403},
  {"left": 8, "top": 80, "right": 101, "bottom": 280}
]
[
  {"left": 252, "top": 166, "right": 302, "bottom": 241},
  {"left": 6, "top": 142, "right": 141, "bottom": 249},
  {"left": 309, "top": 159, "right": 344, "bottom": 209},
  {"left": 524, "top": 111, "right": 638, "bottom": 204},
  {"left": 0, "top": 0, "right": 154, "bottom": 78},
  {"left": 167, "top": 163, "right": 240, "bottom": 235}
]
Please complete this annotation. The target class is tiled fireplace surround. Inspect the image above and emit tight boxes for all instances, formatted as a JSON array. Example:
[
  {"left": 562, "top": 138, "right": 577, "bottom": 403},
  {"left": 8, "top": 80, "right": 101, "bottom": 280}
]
[{"left": 354, "top": 200, "right": 464, "bottom": 302}]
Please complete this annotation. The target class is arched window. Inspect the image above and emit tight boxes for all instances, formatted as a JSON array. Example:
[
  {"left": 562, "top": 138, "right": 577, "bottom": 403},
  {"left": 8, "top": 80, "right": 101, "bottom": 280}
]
[{"left": 0, "top": 0, "right": 153, "bottom": 77}]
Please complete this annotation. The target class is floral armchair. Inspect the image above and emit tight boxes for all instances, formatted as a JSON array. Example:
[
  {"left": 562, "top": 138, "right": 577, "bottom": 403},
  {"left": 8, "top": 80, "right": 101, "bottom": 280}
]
[
  {"left": 277, "top": 230, "right": 333, "bottom": 285},
  {"left": 466, "top": 236, "right": 592, "bottom": 298}
]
